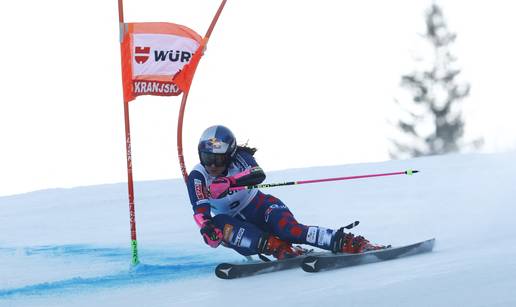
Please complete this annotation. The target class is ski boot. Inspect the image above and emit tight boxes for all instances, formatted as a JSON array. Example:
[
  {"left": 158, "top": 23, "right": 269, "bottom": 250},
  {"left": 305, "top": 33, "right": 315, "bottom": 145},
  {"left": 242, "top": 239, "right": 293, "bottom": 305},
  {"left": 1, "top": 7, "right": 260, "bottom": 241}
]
[
  {"left": 259, "top": 234, "right": 304, "bottom": 260},
  {"left": 331, "top": 227, "right": 388, "bottom": 254}
]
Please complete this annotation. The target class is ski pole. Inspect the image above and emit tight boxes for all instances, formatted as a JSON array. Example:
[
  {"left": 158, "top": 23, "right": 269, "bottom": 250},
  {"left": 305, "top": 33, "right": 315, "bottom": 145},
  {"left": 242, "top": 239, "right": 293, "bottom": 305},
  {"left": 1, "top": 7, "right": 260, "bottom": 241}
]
[{"left": 229, "top": 169, "right": 419, "bottom": 191}]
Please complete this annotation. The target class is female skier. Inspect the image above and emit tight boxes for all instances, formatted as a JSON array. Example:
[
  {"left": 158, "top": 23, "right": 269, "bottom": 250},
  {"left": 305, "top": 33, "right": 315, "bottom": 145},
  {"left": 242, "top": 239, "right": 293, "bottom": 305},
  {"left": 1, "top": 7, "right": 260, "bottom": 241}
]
[{"left": 187, "top": 125, "right": 385, "bottom": 260}]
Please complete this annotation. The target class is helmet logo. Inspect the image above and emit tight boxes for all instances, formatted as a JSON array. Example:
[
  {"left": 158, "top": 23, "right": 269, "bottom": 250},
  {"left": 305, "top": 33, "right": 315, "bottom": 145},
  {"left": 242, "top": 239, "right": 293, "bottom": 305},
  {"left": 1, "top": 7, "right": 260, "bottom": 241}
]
[{"left": 206, "top": 137, "right": 223, "bottom": 150}]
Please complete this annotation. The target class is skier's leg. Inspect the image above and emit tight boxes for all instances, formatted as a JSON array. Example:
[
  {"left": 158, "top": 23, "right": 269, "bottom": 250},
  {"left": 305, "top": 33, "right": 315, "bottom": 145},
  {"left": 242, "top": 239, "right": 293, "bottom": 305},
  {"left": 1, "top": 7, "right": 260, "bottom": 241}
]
[
  {"left": 211, "top": 214, "right": 265, "bottom": 256},
  {"left": 265, "top": 203, "right": 336, "bottom": 250},
  {"left": 242, "top": 193, "right": 385, "bottom": 253},
  {"left": 240, "top": 193, "right": 334, "bottom": 250}
]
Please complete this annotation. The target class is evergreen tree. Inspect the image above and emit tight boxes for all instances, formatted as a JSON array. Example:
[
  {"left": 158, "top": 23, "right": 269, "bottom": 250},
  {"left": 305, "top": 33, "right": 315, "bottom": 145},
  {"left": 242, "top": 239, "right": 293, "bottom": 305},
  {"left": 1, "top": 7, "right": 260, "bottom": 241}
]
[{"left": 390, "top": 3, "right": 480, "bottom": 159}]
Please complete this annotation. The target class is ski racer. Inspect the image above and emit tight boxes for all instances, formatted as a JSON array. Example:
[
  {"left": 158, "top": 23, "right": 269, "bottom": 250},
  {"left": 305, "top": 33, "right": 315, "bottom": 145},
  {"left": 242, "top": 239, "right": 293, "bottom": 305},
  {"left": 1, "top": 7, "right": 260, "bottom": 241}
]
[{"left": 187, "top": 125, "right": 386, "bottom": 260}]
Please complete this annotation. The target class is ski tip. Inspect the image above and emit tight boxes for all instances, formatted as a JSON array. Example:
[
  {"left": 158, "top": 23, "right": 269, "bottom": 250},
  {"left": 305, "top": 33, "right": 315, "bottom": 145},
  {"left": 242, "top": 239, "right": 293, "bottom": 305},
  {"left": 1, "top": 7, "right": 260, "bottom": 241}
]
[
  {"left": 405, "top": 169, "right": 419, "bottom": 175},
  {"left": 215, "top": 263, "right": 236, "bottom": 279},
  {"left": 301, "top": 256, "right": 320, "bottom": 273},
  {"left": 423, "top": 238, "right": 436, "bottom": 251}
]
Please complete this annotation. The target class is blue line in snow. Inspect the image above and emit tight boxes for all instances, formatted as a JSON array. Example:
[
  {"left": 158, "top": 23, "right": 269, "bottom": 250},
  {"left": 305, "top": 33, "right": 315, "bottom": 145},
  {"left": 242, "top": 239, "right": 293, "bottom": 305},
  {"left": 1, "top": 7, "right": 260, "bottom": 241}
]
[
  {"left": 0, "top": 262, "right": 213, "bottom": 298},
  {"left": 0, "top": 244, "right": 236, "bottom": 298}
]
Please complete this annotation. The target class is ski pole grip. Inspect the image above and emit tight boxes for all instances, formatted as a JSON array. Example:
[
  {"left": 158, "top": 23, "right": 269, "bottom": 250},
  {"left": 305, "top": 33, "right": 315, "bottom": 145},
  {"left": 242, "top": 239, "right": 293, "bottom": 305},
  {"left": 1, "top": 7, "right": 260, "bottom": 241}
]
[{"left": 229, "top": 186, "right": 247, "bottom": 192}]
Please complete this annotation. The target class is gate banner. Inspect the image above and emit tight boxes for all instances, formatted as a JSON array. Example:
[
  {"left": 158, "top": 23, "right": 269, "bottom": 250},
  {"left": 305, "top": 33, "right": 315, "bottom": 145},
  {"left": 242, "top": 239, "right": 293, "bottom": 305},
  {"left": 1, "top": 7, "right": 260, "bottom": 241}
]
[{"left": 120, "top": 22, "right": 203, "bottom": 102}]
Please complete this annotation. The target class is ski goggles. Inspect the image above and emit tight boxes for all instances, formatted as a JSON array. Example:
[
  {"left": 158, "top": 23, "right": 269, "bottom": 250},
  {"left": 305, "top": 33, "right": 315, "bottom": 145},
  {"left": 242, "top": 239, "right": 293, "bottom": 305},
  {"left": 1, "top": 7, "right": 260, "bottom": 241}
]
[{"left": 200, "top": 152, "right": 230, "bottom": 167}]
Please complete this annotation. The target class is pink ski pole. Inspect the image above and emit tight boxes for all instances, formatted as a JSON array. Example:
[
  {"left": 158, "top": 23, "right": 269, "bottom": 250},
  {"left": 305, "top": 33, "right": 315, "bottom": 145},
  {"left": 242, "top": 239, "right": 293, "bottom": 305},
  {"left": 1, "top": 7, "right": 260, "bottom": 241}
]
[{"left": 229, "top": 169, "right": 419, "bottom": 191}]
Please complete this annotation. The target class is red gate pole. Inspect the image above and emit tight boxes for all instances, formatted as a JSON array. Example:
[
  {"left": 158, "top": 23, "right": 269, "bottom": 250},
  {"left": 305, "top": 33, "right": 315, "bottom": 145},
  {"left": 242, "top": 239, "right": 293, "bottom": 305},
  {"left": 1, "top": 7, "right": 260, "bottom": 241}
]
[
  {"left": 118, "top": 0, "right": 140, "bottom": 266},
  {"left": 176, "top": 0, "right": 228, "bottom": 184},
  {"left": 177, "top": 91, "right": 189, "bottom": 183}
]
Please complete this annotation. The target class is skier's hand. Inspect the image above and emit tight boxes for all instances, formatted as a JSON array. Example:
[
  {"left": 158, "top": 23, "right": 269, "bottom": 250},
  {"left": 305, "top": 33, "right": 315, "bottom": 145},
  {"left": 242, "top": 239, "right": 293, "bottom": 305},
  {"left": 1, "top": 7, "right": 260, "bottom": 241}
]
[
  {"left": 194, "top": 213, "right": 223, "bottom": 248},
  {"left": 200, "top": 219, "right": 223, "bottom": 248},
  {"left": 209, "top": 177, "right": 234, "bottom": 199}
]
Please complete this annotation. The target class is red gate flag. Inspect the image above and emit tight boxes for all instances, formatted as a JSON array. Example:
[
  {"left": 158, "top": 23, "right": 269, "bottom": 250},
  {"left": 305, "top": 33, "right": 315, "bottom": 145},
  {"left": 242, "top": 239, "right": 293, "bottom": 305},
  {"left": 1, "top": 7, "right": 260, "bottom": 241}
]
[{"left": 120, "top": 22, "right": 203, "bottom": 102}]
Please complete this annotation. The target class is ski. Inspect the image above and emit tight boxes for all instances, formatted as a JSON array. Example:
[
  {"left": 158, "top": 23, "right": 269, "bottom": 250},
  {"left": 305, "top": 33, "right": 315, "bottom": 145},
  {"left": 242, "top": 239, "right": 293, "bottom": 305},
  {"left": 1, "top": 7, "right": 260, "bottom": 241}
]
[
  {"left": 301, "top": 238, "right": 435, "bottom": 273},
  {"left": 215, "top": 251, "right": 326, "bottom": 279},
  {"left": 214, "top": 221, "right": 363, "bottom": 279}
]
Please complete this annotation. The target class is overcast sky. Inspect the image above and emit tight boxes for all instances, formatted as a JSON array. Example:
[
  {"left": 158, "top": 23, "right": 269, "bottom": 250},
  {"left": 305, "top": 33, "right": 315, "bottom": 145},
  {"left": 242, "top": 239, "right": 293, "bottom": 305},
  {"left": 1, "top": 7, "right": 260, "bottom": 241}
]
[{"left": 1, "top": 0, "right": 515, "bottom": 196}]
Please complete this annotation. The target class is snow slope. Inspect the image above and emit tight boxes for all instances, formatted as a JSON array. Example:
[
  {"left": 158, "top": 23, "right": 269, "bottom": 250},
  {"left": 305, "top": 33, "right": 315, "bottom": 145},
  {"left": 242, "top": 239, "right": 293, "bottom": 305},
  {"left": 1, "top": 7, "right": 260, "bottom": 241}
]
[{"left": 1, "top": 152, "right": 515, "bottom": 307}]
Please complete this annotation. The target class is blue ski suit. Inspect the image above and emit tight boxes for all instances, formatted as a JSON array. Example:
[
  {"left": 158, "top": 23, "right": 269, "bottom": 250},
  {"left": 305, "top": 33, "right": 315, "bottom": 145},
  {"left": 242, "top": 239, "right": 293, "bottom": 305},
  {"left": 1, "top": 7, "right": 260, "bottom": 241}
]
[{"left": 187, "top": 148, "right": 337, "bottom": 256}]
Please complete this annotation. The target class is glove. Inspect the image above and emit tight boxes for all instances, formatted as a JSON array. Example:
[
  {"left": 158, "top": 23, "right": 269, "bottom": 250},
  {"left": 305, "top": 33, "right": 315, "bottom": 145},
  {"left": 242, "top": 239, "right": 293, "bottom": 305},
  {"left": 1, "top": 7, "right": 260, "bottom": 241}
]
[
  {"left": 201, "top": 221, "right": 223, "bottom": 248},
  {"left": 209, "top": 169, "right": 264, "bottom": 198},
  {"left": 209, "top": 177, "right": 235, "bottom": 199},
  {"left": 194, "top": 213, "right": 222, "bottom": 248}
]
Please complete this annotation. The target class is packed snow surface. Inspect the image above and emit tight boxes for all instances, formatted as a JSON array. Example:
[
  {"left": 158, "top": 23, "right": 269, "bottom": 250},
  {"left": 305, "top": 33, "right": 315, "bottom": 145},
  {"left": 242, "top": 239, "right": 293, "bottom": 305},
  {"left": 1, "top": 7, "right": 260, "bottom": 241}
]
[{"left": 1, "top": 152, "right": 515, "bottom": 306}]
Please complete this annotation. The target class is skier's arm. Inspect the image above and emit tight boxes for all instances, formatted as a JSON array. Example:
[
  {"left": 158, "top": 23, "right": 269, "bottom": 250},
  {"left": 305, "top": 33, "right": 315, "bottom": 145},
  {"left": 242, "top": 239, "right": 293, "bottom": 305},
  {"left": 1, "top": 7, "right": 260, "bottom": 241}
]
[
  {"left": 209, "top": 167, "right": 266, "bottom": 199},
  {"left": 187, "top": 171, "right": 222, "bottom": 248},
  {"left": 186, "top": 170, "right": 211, "bottom": 216},
  {"left": 230, "top": 166, "right": 266, "bottom": 187},
  {"left": 209, "top": 150, "right": 266, "bottom": 199},
  {"left": 232, "top": 149, "right": 266, "bottom": 186}
]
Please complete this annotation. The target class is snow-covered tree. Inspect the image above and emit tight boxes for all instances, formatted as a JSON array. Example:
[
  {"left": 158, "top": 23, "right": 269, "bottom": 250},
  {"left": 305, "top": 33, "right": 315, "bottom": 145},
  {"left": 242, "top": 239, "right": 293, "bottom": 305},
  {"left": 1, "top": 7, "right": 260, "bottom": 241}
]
[{"left": 390, "top": 3, "right": 481, "bottom": 159}]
